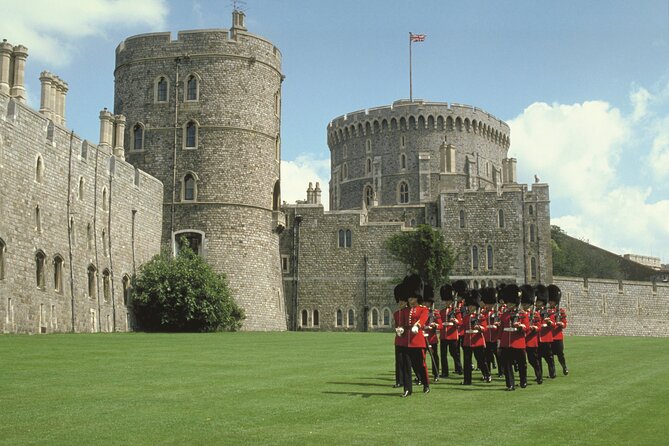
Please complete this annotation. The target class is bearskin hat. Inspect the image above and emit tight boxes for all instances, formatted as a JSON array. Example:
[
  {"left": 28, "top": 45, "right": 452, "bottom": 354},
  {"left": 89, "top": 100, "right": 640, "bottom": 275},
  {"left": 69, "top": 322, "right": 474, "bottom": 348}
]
[
  {"left": 403, "top": 274, "right": 424, "bottom": 302},
  {"left": 452, "top": 280, "right": 468, "bottom": 297},
  {"left": 465, "top": 289, "right": 482, "bottom": 308},
  {"left": 423, "top": 284, "right": 435, "bottom": 303},
  {"left": 520, "top": 284, "right": 535, "bottom": 305},
  {"left": 394, "top": 282, "right": 407, "bottom": 303},
  {"left": 547, "top": 284, "right": 562, "bottom": 305},
  {"left": 440, "top": 284, "right": 454, "bottom": 301},
  {"left": 535, "top": 284, "right": 549, "bottom": 303},
  {"left": 481, "top": 287, "right": 497, "bottom": 305},
  {"left": 499, "top": 284, "right": 521, "bottom": 305}
]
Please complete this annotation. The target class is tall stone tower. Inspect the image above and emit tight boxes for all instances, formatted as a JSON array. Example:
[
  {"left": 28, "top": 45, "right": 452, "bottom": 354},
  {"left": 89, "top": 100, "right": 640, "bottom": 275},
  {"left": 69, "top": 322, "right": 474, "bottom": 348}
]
[{"left": 114, "top": 10, "right": 287, "bottom": 330}]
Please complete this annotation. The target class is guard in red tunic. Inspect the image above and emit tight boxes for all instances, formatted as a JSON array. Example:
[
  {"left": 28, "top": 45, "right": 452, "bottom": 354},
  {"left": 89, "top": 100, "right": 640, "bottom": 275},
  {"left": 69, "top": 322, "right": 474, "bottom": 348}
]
[
  {"left": 453, "top": 280, "right": 468, "bottom": 373},
  {"left": 422, "top": 285, "right": 442, "bottom": 382},
  {"left": 439, "top": 284, "right": 463, "bottom": 377},
  {"left": 393, "top": 282, "right": 408, "bottom": 388},
  {"left": 396, "top": 274, "right": 430, "bottom": 397},
  {"left": 536, "top": 291, "right": 557, "bottom": 379},
  {"left": 481, "top": 287, "right": 500, "bottom": 377},
  {"left": 523, "top": 284, "right": 544, "bottom": 385},
  {"left": 497, "top": 284, "right": 529, "bottom": 391},
  {"left": 548, "top": 284, "right": 569, "bottom": 375},
  {"left": 461, "top": 289, "right": 491, "bottom": 384}
]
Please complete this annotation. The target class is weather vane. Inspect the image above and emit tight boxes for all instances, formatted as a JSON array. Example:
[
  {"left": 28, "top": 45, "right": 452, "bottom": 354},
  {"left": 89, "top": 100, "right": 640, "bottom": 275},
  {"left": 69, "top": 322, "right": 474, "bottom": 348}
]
[{"left": 231, "top": 0, "right": 247, "bottom": 12}]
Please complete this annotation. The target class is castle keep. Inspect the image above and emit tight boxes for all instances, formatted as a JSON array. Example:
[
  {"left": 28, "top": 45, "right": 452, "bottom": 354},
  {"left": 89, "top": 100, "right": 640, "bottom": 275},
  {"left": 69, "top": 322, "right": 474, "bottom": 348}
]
[
  {"left": 113, "top": 11, "right": 286, "bottom": 330},
  {"left": 281, "top": 100, "right": 552, "bottom": 331}
]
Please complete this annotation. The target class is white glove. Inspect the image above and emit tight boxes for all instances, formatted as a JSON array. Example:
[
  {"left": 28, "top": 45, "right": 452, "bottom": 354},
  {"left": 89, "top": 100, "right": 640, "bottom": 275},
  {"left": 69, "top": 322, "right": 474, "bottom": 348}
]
[
  {"left": 395, "top": 327, "right": 404, "bottom": 336},
  {"left": 411, "top": 325, "right": 420, "bottom": 334}
]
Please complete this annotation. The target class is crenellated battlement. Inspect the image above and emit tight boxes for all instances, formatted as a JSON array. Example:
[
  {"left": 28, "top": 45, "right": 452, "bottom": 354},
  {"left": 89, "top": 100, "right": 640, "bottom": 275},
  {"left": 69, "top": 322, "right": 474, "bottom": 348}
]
[{"left": 327, "top": 100, "right": 510, "bottom": 149}]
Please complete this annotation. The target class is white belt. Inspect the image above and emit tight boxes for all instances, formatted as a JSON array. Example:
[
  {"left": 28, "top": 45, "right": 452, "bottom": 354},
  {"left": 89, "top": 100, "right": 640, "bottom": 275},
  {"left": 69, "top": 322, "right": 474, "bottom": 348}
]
[
  {"left": 542, "top": 324, "right": 547, "bottom": 327},
  {"left": 503, "top": 327, "right": 517, "bottom": 332},
  {"left": 465, "top": 330, "right": 479, "bottom": 334}
]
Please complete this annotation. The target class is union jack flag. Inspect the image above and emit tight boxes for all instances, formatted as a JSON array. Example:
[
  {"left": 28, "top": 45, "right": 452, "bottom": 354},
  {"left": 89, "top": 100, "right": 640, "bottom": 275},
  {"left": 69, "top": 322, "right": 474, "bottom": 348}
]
[{"left": 410, "top": 33, "right": 426, "bottom": 42}]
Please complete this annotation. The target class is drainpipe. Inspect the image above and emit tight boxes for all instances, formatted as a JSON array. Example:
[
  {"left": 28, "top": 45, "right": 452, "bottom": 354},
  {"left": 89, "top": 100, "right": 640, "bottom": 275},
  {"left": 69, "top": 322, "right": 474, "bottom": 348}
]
[{"left": 66, "top": 131, "right": 76, "bottom": 332}]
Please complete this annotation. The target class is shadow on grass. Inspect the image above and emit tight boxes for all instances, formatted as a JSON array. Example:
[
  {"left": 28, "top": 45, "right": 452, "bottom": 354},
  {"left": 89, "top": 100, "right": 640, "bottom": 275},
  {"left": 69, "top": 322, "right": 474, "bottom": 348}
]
[{"left": 322, "top": 391, "right": 402, "bottom": 398}]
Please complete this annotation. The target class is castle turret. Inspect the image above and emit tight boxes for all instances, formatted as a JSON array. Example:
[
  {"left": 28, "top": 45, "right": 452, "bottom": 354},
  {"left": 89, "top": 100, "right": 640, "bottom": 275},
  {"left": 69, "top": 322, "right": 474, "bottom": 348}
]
[{"left": 114, "top": 11, "right": 285, "bottom": 330}]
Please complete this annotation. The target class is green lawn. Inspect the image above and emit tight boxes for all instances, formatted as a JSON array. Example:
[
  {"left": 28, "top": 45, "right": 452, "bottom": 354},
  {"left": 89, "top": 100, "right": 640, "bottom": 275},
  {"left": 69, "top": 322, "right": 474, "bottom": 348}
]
[{"left": 1, "top": 333, "right": 667, "bottom": 445}]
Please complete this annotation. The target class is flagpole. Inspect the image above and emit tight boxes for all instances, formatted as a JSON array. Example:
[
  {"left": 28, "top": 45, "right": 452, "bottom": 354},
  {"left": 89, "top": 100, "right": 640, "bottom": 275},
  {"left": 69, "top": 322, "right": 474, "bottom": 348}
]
[{"left": 409, "top": 33, "right": 413, "bottom": 102}]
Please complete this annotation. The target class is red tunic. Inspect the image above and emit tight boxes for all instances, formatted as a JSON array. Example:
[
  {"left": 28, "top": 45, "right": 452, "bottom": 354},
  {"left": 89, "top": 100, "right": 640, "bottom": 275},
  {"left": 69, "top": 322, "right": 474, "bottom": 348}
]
[
  {"left": 423, "top": 308, "right": 442, "bottom": 345},
  {"left": 552, "top": 308, "right": 567, "bottom": 341},
  {"left": 538, "top": 307, "right": 555, "bottom": 343},
  {"left": 525, "top": 310, "right": 541, "bottom": 348},
  {"left": 462, "top": 311, "right": 487, "bottom": 348},
  {"left": 498, "top": 309, "right": 529, "bottom": 349},
  {"left": 397, "top": 305, "right": 429, "bottom": 348},
  {"left": 456, "top": 301, "right": 466, "bottom": 338},
  {"left": 483, "top": 308, "right": 499, "bottom": 343},
  {"left": 439, "top": 306, "right": 461, "bottom": 341},
  {"left": 393, "top": 310, "right": 408, "bottom": 347}
]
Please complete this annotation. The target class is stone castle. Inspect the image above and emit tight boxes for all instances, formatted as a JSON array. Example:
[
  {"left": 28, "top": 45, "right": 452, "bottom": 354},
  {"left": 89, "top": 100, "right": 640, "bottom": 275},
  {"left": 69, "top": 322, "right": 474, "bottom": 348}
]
[{"left": 1, "top": 12, "right": 667, "bottom": 336}]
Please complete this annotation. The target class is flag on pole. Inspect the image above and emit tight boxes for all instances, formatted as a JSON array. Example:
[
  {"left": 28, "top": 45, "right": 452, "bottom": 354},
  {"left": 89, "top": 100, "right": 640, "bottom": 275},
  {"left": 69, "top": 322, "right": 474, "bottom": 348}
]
[{"left": 410, "top": 33, "right": 426, "bottom": 42}]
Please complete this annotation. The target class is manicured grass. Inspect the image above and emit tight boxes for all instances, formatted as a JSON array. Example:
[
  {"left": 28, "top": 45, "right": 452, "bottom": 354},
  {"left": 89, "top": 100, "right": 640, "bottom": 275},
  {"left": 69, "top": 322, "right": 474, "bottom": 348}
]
[{"left": 1, "top": 333, "right": 668, "bottom": 445}]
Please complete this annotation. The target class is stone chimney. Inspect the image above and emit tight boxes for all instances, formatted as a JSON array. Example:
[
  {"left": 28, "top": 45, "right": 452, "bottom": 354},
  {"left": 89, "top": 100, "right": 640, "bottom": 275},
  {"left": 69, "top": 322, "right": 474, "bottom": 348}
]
[
  {"left": 306, "top": 182, "right": 314, "bottom": 204},
  {"left": 113, "top": 115, "right": 126, "bottom": 158},
  {"left": 9, "top": 44, "right": 28, "bottom": 103},
  {"left": 0, "top": 40, "right": 13, "bottom": 95},
  {"left": 314, "top": 182, "right": 322, "bottom": 205},
  {"left": 56, "top": 77, "right": 68, "bottom": 126},
  {"left": 99, "top": 108, "right": 114, "bottom": 148},
  {"left": 39, "top": 71, "right": 53, "bottom": 117},
  {"left": 231, "top": 9, "right": 247, "bottom": 32}
]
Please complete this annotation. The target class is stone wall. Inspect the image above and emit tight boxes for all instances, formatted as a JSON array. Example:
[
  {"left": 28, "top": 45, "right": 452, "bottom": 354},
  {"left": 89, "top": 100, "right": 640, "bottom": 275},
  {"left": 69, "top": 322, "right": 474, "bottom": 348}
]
[
  {"left": 553, "top": 276, "right": 669, "bottom": 337},
  {"left": 0, "top": 93, "right": 163, "bottom": 334}
]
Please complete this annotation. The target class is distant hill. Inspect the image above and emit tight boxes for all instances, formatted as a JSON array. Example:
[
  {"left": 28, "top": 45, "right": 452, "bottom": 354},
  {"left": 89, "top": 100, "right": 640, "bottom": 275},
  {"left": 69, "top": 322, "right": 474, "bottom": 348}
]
[{"left": 551, "top": 226, "right": 658, "bottom": 281}]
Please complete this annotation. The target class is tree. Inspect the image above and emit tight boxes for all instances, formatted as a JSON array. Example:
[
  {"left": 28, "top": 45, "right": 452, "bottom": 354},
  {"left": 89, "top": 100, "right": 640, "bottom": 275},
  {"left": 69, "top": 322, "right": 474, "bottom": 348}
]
[
  {"left": 132, "top": 243, "right": 244, "bottom": 332},
  {"left": 384, "top": 224, "right": 455, "bottom": 289}
]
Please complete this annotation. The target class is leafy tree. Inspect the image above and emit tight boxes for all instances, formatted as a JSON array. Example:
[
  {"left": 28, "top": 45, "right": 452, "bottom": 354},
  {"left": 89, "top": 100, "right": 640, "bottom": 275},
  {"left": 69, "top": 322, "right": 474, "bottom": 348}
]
[
  {"left": 132, "top": 243, "right": 244, "bottom": 332},
  {"left": 384, "top": 224, "right": 455, "bottom": 288}
]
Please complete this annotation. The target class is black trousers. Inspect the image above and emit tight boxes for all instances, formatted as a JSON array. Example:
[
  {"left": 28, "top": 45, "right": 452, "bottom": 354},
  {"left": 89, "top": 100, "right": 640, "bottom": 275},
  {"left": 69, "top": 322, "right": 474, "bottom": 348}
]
[
  {"left": 463, "top": 346, "right": 490, "bottom": 384},
  {"left": 439, "top": 339, "right": 462, "bottom": 376},
  {"left": 427, "top": 343, "right": 439, "bottom": 378},
  {"left": 484, "top": 342, "right": 498, "bottom": 372},
  {"left": 551, "top": 340, "right": 567, "bottom": 369},
  {"left": 526, "top": 347, "right": 543, "bottom": 381},
  {"left": 399, "top": 346, "right": 429, "bottom": 393},
  {"left": 395, "top": 345, "right": 402, "bottom": 385},
  {"left": 500, "top": 347, "right": 527, "bottom": 388},
  {"left": 539, "top": 342, "right": 556, "bottom": 378}
]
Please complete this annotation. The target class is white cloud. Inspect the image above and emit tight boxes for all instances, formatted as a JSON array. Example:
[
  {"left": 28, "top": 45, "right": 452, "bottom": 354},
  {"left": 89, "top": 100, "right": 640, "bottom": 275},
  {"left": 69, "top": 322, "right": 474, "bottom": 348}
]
[
  {"left": 509, "top": 93, "right": 669, "bottom": 262},
  {"left": 0, "top": 0, "right": 167, "bottom": 66},
  {"left": 281, "top": 155, "right": 330, "bottom": 208}
]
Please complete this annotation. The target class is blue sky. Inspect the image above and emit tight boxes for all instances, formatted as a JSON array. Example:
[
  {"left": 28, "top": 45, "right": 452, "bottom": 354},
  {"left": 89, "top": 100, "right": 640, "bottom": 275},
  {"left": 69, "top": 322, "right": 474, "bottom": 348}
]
[{"left": 2, "top": 0, "right": 668, "bottom": 263}]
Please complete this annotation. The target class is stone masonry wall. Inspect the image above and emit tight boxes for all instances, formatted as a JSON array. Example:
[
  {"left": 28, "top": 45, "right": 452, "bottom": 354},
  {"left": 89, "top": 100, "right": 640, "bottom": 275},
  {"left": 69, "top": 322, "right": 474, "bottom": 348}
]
[{"left": 0, "top": 93, "right": 163, "bottom": 334}]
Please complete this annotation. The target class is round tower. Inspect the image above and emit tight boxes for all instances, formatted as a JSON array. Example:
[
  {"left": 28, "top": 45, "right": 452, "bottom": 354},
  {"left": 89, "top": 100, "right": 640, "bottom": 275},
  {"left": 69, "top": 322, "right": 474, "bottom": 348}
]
[
  {"left": 114, "top": 10, "right": 286, "bottom": 330},
  {"left": 327, "top": 100, "right": 511, "bottom": 210}
]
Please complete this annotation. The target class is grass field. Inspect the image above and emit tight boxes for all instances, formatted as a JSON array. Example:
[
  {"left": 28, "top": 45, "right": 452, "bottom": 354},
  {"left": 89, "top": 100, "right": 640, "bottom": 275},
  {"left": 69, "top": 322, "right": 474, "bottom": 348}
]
[{"left": 1, "top": 333, "right": 668, "bottom": 445}]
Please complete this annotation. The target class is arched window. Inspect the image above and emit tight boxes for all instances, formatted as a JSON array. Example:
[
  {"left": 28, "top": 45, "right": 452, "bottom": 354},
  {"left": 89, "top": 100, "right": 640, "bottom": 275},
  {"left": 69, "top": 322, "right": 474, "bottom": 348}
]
[
  {"left": 529, "top": 205, "right": 534, "bottom": 215},
  {"left": 348, "top": 309, "right": 355, "bottom": 327},
  {"left": 487, "top": 245, "right": 493, "bottom": 270},
  {"left": 366, "top": 139, "right": 372, "bottom": 152},
  {"left": 122, "top": 275, "right": 131, "bottom": 306},
  {"left": 275, "top": 135, "right": 280, "bottom": 161},
  {"left": 473, "top": 280, "right": 479, "bottom": 289},
  {"left": 186, "top": 75, "right": 198, "bottom": 101},
  {"left": 313, "top": 309, "right": 320, "bottom": 326},
  {"left": 87, "top": 265, "right": 97, "bottom": 298},
  {"left": 175, "top": 231, "right": 204, "bottom": 256},
  {"left": 35, "top": 205, "right": 41, "bottom": 233},
  {"left": 530, "top": 224, "right": 535, "bottom": 242},
  {"left": 156, "top": 76, "right": 168, "bottom": 102},
  {"left": 35, "top": 156, "right": 44, "bottom": 183},
  {"left": 364, "top": 185, "right": 373, "bottom": 207},
  {"left": 87, "top": 223, "right": 92, "bottom": 250},
  {"left": 345, "top": 229, "right": 352, "bottom": 248},
  {"left": 184, "top": 174, "right": 196, "bottom": 201},
  {"left": 366, "top": 158, "right": 372, "bottom": 174},
  {"left": 133, "top": 123, "right": 144, "bottom": 151},
  {"left": 372, "top": 308, "right": 379, "bottom": 327},
  {"left": 78, "top": 177, "right": 85, "bottom": 200},
  {"left": 102, "top": 230, "right": 107, "bottom": 256},
  {"left": 383, "top": 308, "right": 391, "bottom": 326},
  {"left": 273, "top": 181, "right": 280, "bottom": 211},
  {"left": 35, "top": 251, "right": 46, "bottom": 289},
  {"left": 336, "top": 309, "right": 343, "bottom": 327},
  {"left": 53, "top": 255, "right": 63, "bottom": 293},
  {"left": 301, "top": 309, "right": 308, "bottom": 327},
  {"left": 398, "top": 182, "right": 409, "bottom": 204},
  {"left": 400, "top": 153, "right": 407, "bottom": 169},
  {"left": 531, "top": 257, "right": 537, "bottom": 280},
  {"left": 338, "top": 229, "right": 352, "bottom": 248},
  {"left": 459, "top": 210, "right": 465, "bottom": 228},
  {"left": 102, "top": 187, "right": 108, "bottom": 211},
  {"left": 498, "top": 209, "right": 505, "bottom": 228},
  {"left": 185, "top": 121, "right": 197, "bottom": 149},
  {"left": 472, "top": 245, "right": 479, "bottom": 270},
  {"left": 102, "top": 269, "right": 111, "bottom": 302},
  {"left": 342, "top": 163, "right": 348, "bottom": 179},
  {"left": 0, "top": 238, "right": 5, "bottom": 280}
]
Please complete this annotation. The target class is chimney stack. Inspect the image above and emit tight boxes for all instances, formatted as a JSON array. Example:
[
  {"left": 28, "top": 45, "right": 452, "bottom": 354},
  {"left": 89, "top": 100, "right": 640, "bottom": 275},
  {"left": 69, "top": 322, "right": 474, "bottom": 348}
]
[
  {"left": 0, "top": 40, "right": 12, "bottom": 95},
  {"left": 113, "top": 115, "right": 126, "bottom": 159},
  {"left": 9, "top": 44, "right": 28, "bottom": 103},
  {"left": 99, "top": 108, "right": 114, "bottom": 148}
]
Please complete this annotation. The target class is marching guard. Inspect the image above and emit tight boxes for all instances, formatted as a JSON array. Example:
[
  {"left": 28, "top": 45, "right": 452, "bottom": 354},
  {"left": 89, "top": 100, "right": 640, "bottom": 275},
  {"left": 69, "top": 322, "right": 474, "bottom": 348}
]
[
  {"left": 497, "top": 284, "right": 529, "bottom": 390},
  {"left": 439, "top": 284, "right": 463, "bottom": 377},
  {"left": 461, "top": 289, "right": 491, "bottom": 384},
  {"left": 523, "top": 284, "right": 543, "bottom": 385},
  {"left": 422, "top": 285, "right": 442, "bottom": 381},
  {"left": 536, "top": 290, "right": 557, "bottom": 379},
  {"left": 481, "top": 287, "right": 500, "bottom": 377},
  {"left": 548, "top": 284, "right": 569, "bottom": 375},
  {"left": 393, "top": 282, "right": 408, "bottom": 388},
  {"left": 395, "top": 274, "right": 430, "bottom": 397}
]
